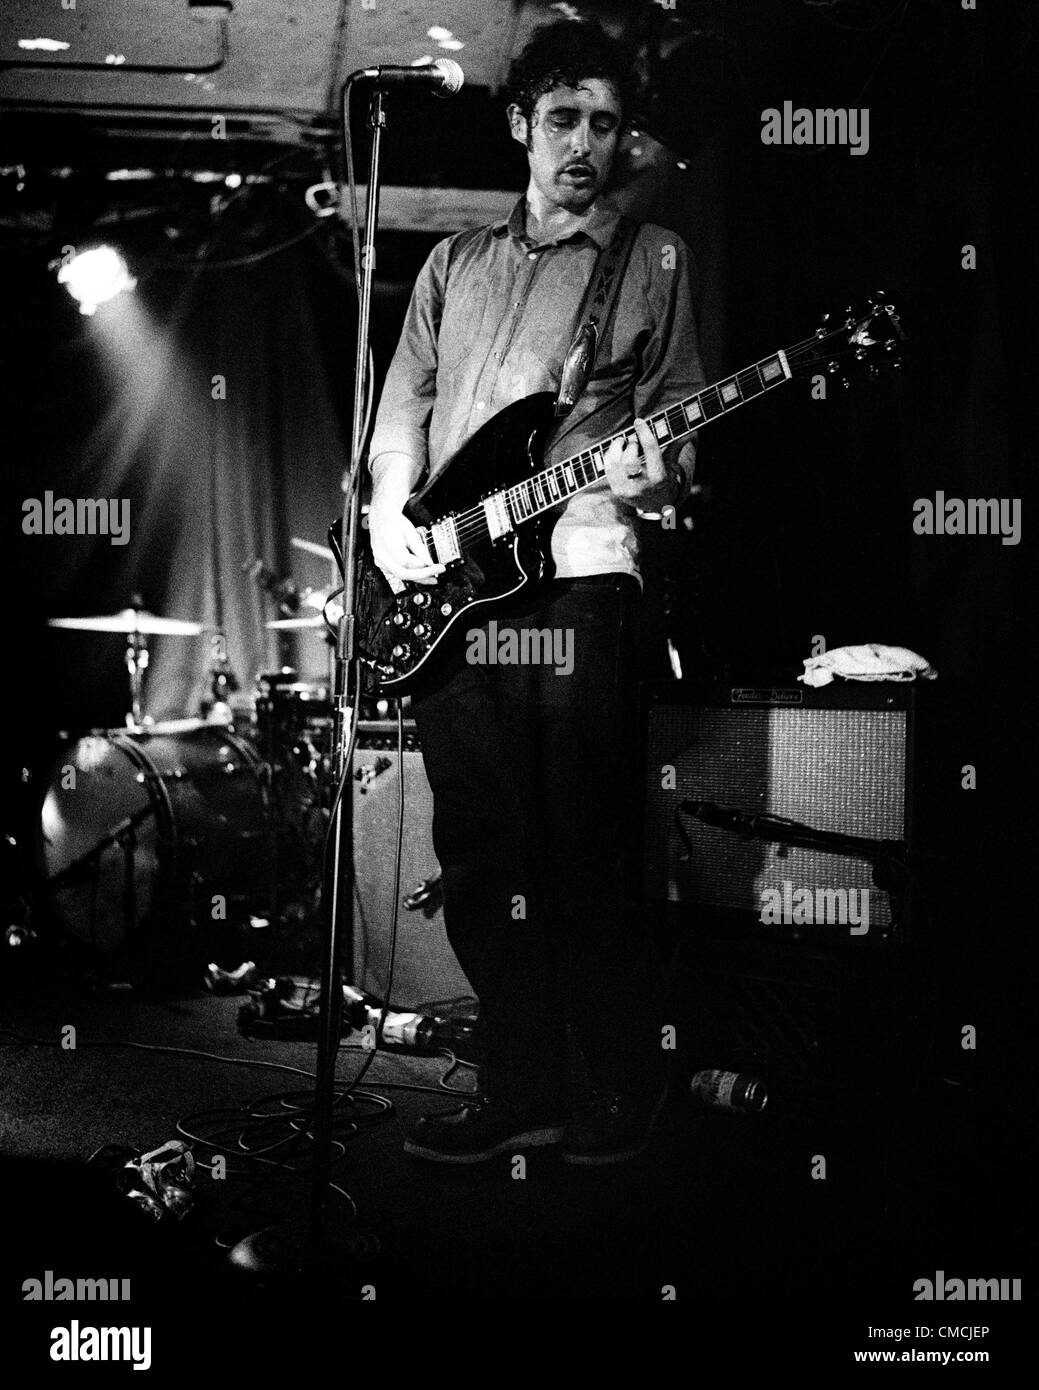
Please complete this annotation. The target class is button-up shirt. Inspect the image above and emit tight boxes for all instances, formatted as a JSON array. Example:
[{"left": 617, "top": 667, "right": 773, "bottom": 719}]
[{"left": 367, "top": 196, "right": 705, "bottom": 578}]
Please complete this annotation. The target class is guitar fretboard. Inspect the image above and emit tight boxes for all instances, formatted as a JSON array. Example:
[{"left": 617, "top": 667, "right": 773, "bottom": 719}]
[{"left": 503, "top": 348, "right": 792, "bottom": 524}]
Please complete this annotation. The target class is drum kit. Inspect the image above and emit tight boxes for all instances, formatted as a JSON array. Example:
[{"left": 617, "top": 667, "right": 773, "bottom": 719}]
[{"left": 37, "top": 539, "right": 354, "bottom": 969}]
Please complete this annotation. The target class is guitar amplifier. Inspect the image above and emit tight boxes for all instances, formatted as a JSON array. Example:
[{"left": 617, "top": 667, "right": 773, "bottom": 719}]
[
  {"left": 352, "top": 722, "right": 474, "bottom": 1009},
  {"left": 644, "top": 684, "right": 913, "bottom": 937}
]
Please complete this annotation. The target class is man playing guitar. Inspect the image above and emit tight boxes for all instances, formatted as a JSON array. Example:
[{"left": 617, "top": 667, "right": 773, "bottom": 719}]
[{"left": 366, "top": 19, "right": 704, "bottom": 1164}]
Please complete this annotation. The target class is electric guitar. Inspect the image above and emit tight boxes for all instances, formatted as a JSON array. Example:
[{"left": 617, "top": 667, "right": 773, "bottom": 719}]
[{"left": 331, "top": 294, "right": 905, "bottom": 691}]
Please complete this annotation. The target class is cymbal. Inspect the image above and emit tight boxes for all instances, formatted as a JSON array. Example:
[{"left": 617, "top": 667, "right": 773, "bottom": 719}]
[
  {"left": 49, "top": 608, "right": 204, "bottom": 636},
  {"left": 266, "top": 615, "right": 327, "bottom": 630},
  {"left": 290, "top": 536, "right": 335, "bottom": 562}
]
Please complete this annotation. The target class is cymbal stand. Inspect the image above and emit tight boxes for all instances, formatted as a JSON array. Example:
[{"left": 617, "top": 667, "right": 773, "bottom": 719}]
[{"left": 124, "top": 628, "right": 148, "bottom": 730}]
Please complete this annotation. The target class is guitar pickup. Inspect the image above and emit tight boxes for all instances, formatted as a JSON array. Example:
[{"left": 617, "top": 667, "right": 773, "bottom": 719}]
[
  {"left": 482, "top": 491, "right": 514, "bottom": 541},
  {"left": 430, "top": 516, "right": 461, "bottom": 564}
]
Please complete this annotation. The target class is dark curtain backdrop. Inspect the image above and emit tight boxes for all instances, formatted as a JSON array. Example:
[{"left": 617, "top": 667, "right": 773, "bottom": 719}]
[{"left": 7, "top": 233, "right": 357, "bottom": 740}]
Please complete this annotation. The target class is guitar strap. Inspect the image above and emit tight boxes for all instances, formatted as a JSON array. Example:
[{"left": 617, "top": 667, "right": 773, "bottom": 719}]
[
  {"left": 441, "top": 210, "right": 640, "bottom": 419},
  {"left": 555, "top": 212, "right": 640, "bottom": 419}
]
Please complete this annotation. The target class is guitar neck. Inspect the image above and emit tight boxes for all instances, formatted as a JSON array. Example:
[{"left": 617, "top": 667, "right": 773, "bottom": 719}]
[{"left": 505, "top": 346, "right": 795, "bottom": 525}]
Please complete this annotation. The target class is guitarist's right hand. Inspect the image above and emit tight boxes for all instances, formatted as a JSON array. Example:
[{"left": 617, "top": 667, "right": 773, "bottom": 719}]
[{"left": 369, "top": 455, "right": 446, "bottom": 588}]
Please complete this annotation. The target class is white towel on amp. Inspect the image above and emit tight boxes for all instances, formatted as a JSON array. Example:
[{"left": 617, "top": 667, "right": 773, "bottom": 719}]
[{"left": 799, "top": 643, "right": 938, "bottom": 688}]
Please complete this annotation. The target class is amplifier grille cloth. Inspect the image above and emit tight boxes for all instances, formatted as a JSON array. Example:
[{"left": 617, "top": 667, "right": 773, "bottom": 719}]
[{"left": 645, "top": 708, "right": 906, "bottom": 927}]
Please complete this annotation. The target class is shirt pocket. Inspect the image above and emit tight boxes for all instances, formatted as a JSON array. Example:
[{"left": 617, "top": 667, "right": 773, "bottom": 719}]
[{"left": 436, "top": 276, "right": 491, "bottom": 371}]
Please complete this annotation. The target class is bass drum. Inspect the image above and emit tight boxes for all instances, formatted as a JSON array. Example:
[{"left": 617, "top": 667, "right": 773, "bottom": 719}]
[{"left": 38, "top": 721, "right": 272, "bottom": 960}]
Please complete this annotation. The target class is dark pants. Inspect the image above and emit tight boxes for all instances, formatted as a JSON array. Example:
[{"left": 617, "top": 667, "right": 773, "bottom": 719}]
[{"left": 411, "top": 574, "right": 663, "bottom": 1113}]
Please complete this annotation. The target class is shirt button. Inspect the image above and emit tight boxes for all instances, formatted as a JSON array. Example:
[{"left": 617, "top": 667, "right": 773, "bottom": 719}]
[
  {"left": 476, "top": 401, "right": 485, "bottom": 410},
  {"left": 527, "top": 251, "right": 538, "bottom": 260}
]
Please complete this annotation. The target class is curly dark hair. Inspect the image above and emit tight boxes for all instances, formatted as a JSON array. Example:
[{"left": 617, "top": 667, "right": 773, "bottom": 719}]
[{"left": 504, "top": 19, "right": 638, "bottom": 129}]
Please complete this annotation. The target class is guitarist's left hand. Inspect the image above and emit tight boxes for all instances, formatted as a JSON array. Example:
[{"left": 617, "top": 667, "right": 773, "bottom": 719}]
[{"left": 603, "top": 417, "right": 680, "bottom": 513}]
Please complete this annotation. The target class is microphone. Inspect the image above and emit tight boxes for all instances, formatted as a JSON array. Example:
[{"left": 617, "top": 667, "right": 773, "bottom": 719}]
[
  {"left": 354, "top": 58, "right": 464, "bottom": 96},
  {"left": 681, "top": 800, "right": 907, "bottom": 874},
  {"left": 244, "top": 557, "right": 302, "bottom": 615},
  {"left": 681, "top": 800, "right": 758, "bottom": 835}
]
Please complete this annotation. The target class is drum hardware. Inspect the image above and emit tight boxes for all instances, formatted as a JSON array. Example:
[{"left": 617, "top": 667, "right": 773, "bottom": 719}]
[
  {"left": 302, "top": 586, "right": 339, "bottom": 612},
  {"left": 45, "top": 803, "right": 156, "bottom": 950},
  {"left": 46, "top": 804, "right": 156, "bottom": 889},
  {"left": 251, "top": 670, "right": 336, "bottom": 932},
  {"left": 206, "top": 634, "right": 240, "bottom": 725},
  {"left": 48, "top": 599, "right": 207, "bottom": 730},
  {"left": 247, "top": 551, "right": 342, "bottom": 631},
  {"left": 38, "top": 725, "right": 272, "bottom": 959},
  {"left": 266, "top": 591, "right": 343, "bottom": 634},
  {"left": 242, "top": 557, "right": 303, "bottom": 617},
  {"left": 40, "top": 581, "right": 351, "bottom": 956},
  {"left": 290, "top": 536, "right": 336, "bottom": 563},
  {"left": 266, "top": 615, "right": 328, "bottom": 630}
]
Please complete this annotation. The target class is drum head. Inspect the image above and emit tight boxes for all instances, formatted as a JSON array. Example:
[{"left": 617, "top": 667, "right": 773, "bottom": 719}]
[
  {"left": 38, "top": 726, "right": 271, "bottom": 961},
  {"left": 38, "top": 733, "right": 161, "bottom": 955}
]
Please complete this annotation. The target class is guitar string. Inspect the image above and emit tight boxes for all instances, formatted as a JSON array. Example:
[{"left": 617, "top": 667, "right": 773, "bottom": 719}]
[
  {"left": 435, "top": 339, "right": 860, "bottom": 549},
  {"left": 418, "top": 322, "right": 894, "bottom": 554},
  {"left": 444, "top": 333, "right": 872, "bottom": 544},
  {"left": 380, "top": 321, "right": 896, "bottom": 661}
]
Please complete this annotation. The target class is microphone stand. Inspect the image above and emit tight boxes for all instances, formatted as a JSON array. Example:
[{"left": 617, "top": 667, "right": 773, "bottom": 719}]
[
  {"left": 308, "top": 79, "right": 385, "bottom": 1243},
  {"left": 224, "top": 78, "right": 385, "bottom": 1280}
]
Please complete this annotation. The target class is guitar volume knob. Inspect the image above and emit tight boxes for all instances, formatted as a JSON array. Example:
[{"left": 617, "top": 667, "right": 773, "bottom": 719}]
[
  {"left": 413, "top": 623, "right": 430, "bottom": 639},
  {"left": 412, "top": 592, "right": 430, "bottom": 607}
]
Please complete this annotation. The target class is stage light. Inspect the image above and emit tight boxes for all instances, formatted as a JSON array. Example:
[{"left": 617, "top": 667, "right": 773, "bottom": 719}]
[{"left": 56, "top": 245, "right": 137, "bottom": 315}]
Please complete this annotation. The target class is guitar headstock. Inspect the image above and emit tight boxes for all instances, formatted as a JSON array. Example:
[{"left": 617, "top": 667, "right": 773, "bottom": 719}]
[{"left": 798, "top": 293, "right": 906, "bottom": 386}]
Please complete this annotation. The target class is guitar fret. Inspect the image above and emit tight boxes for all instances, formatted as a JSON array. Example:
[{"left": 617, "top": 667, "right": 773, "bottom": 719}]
[
  {"left": 699, "top": 388, "right": 726, "bottom": 420},
  {"left": 549, "top": 347, "right": 797, "bottom": 517}
]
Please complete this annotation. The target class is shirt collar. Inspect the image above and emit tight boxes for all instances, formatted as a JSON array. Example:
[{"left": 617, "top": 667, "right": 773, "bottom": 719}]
[{"left": 492, "top": 195, "right": 620, "bottom": 251}]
